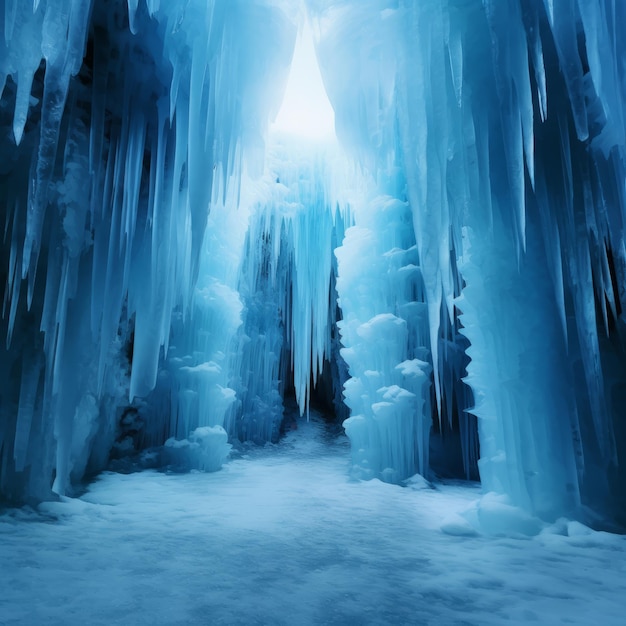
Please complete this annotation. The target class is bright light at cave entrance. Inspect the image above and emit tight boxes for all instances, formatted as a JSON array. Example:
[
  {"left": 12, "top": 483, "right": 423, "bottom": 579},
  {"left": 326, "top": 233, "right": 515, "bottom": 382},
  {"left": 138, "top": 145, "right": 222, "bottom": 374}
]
[{"left": 271, "top": 24, "right": 335, "bottom": 141}]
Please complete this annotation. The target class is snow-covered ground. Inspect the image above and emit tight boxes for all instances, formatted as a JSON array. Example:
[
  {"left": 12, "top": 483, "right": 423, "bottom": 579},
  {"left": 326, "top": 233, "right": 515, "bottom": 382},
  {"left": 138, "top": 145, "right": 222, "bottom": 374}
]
[{"left": 1, "top": 415, "right": 625, "bottom": 625}]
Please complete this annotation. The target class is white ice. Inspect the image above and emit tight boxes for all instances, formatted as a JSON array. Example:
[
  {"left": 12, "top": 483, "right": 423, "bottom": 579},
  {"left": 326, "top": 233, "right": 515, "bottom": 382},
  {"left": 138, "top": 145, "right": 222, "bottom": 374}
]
[{"left": 1, "top": 414, "right": 624, "bottom": 625}]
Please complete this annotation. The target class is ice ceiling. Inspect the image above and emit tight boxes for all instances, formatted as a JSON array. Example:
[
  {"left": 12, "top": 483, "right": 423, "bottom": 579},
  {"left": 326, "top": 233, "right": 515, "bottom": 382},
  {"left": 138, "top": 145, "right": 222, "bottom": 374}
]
[{"left": 0, "top": 0, "right": 625, "bottom": 532}]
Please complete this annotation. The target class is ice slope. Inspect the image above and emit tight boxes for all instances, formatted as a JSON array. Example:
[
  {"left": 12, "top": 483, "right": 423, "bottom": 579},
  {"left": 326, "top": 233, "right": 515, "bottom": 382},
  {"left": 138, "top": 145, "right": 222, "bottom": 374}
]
[{"left": 1, "top": 415, "right": 625, "bottom": 625}]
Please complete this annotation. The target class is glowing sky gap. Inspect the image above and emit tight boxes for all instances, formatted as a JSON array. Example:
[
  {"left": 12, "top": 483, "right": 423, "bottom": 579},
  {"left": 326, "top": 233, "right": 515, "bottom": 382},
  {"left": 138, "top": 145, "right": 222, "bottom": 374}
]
[{"left": 271, "top": 22, "right": 336, "bottom": 141}]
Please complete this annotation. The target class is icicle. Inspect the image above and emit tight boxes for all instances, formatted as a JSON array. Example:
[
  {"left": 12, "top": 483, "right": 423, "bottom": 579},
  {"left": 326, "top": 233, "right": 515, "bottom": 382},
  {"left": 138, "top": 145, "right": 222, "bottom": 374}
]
[
  {"left": 12, "top": 68, "right": 35, "bottom": 146},
  {"left": 127, "top": 0, "right": 140, "bottom": 35},
  {"left": 146, "top": 0, "right": 160, "bottom": 16},
  {"left": 13, "top": 354, "right": 42, "bottom": 472},
  {"left": 548, "top": 0, "right": 589, "bottom": 141},
  {"left": 7, "top": 249, "right": 21, "bottom": 348},
  {"left": 4, "top": 0, "right": 17, "bottom": 43},
  {"left": 525, "top": 3, "right": 548, "bottom": 122}
]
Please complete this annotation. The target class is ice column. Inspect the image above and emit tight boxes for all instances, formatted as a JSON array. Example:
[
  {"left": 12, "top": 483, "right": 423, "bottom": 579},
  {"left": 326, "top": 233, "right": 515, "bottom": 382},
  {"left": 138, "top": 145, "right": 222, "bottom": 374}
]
[{"left": 336, "top": 193, "right": 432, "bottom": 482}]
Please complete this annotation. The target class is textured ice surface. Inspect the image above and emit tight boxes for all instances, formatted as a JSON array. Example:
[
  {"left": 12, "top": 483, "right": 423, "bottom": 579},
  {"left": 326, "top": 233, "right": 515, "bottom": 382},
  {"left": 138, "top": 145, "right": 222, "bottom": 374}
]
[{"left": 336, "top": 195, "right": 432, "bottom": 482}]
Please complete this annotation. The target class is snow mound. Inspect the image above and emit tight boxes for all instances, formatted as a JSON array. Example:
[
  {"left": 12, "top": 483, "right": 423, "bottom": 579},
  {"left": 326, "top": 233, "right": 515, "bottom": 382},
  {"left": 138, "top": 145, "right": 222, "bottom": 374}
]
[{"left": 163, "top": 426, "right": 231, "bottom": 472}]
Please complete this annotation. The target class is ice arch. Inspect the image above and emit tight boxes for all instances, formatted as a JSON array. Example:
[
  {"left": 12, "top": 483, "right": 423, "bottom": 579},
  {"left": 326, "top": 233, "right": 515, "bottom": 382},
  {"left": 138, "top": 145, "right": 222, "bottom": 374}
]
[{"left": 0, "top": 0, "right": 625, "bottom": 531}]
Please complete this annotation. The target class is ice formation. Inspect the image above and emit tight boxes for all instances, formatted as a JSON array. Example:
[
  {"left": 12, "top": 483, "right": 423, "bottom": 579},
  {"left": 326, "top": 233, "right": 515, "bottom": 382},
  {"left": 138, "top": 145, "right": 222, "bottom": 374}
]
[{"left": 1, "top": 0, "right": 625, "bottom": 530}]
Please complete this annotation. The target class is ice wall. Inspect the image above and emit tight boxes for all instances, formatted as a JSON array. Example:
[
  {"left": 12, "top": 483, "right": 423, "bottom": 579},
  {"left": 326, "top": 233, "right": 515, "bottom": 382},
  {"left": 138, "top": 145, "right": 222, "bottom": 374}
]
[
  {"left": 309, "top": 0, "right": 626, "bottom": 524},
  {"left": 0, "top": 0, "right": 296, "bottom": 500}
]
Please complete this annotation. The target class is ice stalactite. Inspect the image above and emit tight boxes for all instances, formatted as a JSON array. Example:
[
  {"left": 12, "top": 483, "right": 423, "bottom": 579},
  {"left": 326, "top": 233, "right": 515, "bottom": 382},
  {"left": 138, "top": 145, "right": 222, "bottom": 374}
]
[{"left": 0, "top": 0, "right": 296, "bottom": 500}]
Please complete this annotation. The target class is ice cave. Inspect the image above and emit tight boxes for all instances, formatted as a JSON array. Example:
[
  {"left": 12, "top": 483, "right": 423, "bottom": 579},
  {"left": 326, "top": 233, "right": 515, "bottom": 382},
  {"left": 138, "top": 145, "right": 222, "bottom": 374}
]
[{"left": 1, "top": 0, "right": 626, "bottom": 624}]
